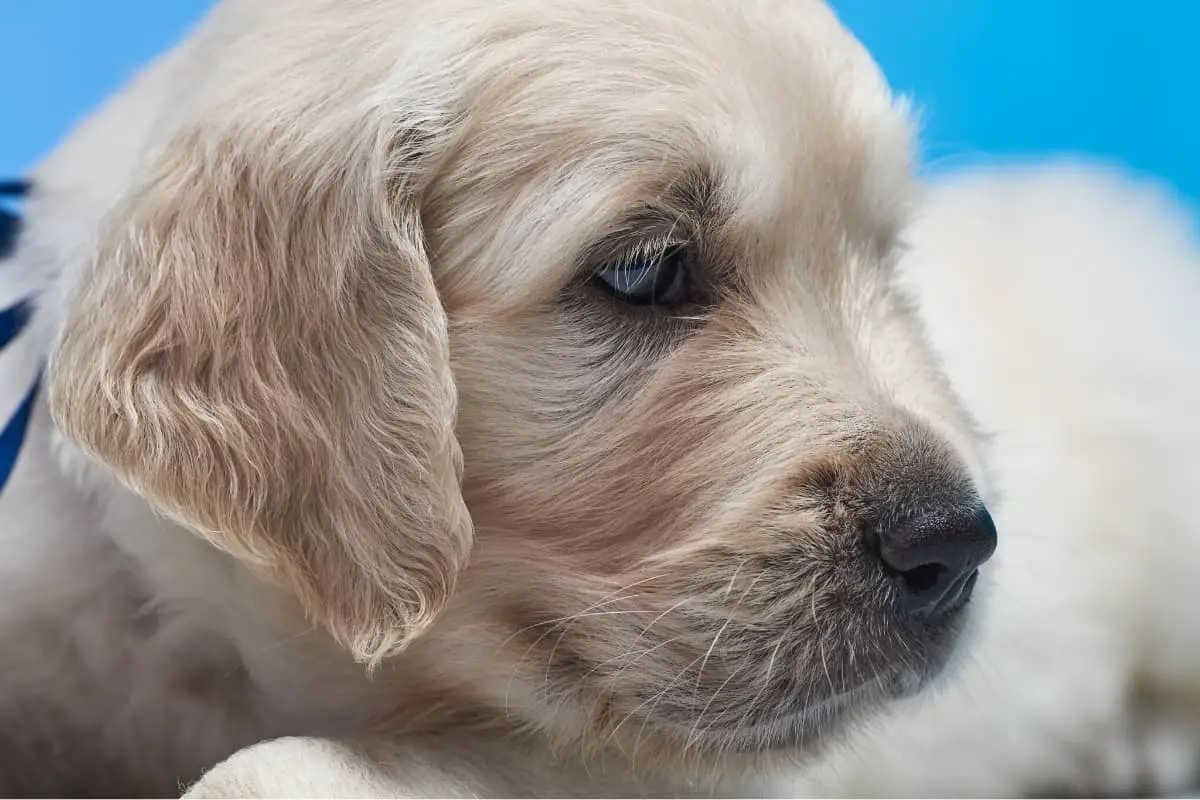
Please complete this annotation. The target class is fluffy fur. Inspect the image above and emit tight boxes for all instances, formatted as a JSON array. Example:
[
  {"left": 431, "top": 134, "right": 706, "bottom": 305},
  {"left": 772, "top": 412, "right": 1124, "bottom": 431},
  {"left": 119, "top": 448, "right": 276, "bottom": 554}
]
[{"left": 0, "top": 0, "right": 1198, "bottom": 796}]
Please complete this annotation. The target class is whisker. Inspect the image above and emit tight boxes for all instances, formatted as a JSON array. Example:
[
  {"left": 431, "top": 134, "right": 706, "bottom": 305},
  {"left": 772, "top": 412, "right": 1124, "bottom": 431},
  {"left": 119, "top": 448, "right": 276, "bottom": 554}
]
[
  {"left": 690, "top": 568, "right": 765, "bottom": 710},
  {"left": 686, "top": 662, "right": 745, "bottom": 751},
  {"left": 498, "top": 574, "right": 667, "bottom": 716},
  {"left": 727, "top": 635, "right": 784, "bottom": 752},
  {"left": 631, "top": 650, "right": 708, "bottom": 761},
  {"left": 617, "top": 594, "right": 697, "bottom": 671},
  {"left": 605, "top": 648, "right": 703, "bottom": 753},
  {"left": 812, "top": 591, "right": 837, "bottom": 701}
]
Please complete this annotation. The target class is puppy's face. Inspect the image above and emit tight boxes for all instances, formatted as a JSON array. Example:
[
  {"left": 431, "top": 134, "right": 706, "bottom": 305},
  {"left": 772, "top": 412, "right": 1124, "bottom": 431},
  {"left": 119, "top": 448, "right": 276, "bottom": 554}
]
[
  {"left": 49, "top": 0, "right": 995, "bottom": 768},
  {"left": 410, "top": 1, "right": 995, "bottom": 756}
]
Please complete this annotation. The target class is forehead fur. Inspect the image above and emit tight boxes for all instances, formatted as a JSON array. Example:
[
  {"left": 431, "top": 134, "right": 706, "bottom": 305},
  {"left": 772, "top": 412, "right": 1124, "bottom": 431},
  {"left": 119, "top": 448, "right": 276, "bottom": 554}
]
[{"left": 398, "top": 0, "right": 916, "bottom": 306}]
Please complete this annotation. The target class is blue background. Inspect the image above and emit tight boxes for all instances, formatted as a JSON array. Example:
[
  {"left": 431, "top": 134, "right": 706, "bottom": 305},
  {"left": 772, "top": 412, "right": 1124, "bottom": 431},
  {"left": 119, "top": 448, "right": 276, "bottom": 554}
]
[{"left": 1, "top": 1, "right": 1197, "bottom": 201}]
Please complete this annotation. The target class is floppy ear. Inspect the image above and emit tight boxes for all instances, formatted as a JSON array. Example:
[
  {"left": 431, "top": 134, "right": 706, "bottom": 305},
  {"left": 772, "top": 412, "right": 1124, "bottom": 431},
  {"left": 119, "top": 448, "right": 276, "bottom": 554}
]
[{"left": 48, "top": 106, "right": 472, "bottom": 665}]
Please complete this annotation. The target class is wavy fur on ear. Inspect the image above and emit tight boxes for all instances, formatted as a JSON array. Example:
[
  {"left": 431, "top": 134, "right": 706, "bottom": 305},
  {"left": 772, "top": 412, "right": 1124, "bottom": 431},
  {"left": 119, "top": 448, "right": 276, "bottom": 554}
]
[{"left": 47, "top": 73, "right": 472, "bottom": 666}]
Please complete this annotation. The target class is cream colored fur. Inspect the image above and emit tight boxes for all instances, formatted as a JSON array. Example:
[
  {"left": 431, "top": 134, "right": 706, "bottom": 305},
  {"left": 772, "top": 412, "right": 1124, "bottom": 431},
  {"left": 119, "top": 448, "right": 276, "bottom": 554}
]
[{"left": 1, "top": 0, "right": 1198, "bottom": 796}]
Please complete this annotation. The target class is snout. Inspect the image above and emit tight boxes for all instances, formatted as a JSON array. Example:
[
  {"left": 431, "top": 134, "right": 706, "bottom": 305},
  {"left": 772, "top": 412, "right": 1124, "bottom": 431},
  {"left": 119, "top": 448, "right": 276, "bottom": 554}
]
[
  {"left": 839, "top": 425, "right": 997, "bottom": 627},
  {"left": 875, "top": 503, "right": 997, "bottom": 619}
]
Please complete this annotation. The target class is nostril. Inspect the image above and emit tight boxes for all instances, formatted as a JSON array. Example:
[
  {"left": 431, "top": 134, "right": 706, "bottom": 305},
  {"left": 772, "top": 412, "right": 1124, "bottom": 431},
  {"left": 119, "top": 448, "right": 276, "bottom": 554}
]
[{"left": 899, "top": 562, "right": 944, "bottom": 595}]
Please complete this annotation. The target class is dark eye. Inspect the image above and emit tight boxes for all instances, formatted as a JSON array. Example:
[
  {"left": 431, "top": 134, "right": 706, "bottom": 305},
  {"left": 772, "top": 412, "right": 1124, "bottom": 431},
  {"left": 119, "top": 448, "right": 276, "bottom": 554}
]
[{"left": 593, "top": 245, "right": 690, "bottom": 306}]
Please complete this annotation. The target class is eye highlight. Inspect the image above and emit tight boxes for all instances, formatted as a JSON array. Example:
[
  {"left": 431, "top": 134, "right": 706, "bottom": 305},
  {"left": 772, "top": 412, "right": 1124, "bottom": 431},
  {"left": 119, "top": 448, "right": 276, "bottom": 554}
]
[{"left": 593, "top": 244, "right": 690, "bottom": 306}]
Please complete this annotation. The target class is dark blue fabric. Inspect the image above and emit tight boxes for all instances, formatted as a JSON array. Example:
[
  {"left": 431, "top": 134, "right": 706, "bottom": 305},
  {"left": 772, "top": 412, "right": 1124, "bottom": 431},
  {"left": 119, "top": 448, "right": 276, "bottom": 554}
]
[
  {"left": 0, "top": 178, "right": 34, "bottom": 495},
  {"left": 0, "top": 373, "right": 38, "bottom": 493},
  {"left": 0, "top": 208, "right": 19, "bottom": 260},
  {"left": 0, "top": 301, "right": 30, "bottom": 349},
  {"left": 0, "top": 179, "right": 28, "bottom": 260}
]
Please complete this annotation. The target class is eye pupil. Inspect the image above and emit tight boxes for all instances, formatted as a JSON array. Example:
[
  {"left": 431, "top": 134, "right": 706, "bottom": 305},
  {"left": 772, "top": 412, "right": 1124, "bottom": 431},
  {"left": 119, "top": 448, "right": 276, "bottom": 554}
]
[{"left": 594, "top": 246, "right": 690, "bottom": 306}]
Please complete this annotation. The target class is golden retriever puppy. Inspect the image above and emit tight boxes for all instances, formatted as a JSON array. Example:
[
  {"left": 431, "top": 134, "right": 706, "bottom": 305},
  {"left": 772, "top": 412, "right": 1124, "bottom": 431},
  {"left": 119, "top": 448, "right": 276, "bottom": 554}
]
[{"left": 0, "top": 0, "right": 1197, "bottom": 796}]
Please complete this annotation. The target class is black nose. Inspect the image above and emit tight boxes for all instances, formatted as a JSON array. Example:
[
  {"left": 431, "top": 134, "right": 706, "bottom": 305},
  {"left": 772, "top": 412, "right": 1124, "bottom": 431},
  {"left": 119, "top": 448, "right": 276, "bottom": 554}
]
[{"left": 877, "top": 504, "right": 997, "bottom": 618}]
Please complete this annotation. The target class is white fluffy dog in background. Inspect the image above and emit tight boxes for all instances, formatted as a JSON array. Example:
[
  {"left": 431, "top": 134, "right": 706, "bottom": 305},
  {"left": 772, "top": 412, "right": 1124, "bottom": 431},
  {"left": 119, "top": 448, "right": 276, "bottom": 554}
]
[{"left": 0, "top": 0, "right": 1198, "bottom": 796}]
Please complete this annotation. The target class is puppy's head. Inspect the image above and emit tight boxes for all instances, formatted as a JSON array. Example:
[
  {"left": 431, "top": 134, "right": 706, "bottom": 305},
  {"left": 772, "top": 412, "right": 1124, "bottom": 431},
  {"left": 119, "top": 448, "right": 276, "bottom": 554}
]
[{"left": 49, "top": 0, "right": 994, "bottom": 765}]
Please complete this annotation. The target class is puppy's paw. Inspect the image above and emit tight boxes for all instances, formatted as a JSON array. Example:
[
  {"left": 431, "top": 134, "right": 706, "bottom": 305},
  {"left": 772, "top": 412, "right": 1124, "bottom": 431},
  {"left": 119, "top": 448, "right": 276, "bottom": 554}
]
[{"left": 183, "top": 737, "right": 398, "bottom": 799}]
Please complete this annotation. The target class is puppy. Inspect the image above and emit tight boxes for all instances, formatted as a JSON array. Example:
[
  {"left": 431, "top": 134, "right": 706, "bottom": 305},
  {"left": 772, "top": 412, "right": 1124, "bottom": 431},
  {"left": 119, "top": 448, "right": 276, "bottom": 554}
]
[{"left": 1, "top": 0, "right": 1198, "bottom": 796}]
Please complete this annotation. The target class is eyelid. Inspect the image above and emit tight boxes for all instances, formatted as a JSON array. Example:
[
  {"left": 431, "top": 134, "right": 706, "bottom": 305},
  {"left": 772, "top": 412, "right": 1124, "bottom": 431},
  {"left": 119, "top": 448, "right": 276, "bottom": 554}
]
[
  {"left": 578, "top": 205, "right": 697, "bottom": 275},
  {"left": 605, "top": 236, "right": 689, "bottom": 272}
]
